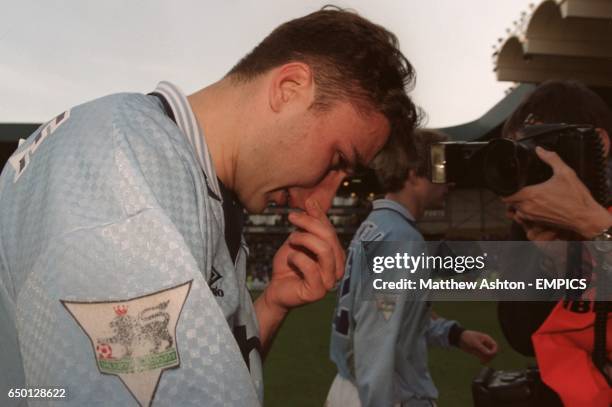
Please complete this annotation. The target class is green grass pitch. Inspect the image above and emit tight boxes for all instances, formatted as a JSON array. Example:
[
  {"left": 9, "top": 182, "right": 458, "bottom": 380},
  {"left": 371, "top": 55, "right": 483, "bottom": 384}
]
[{"left": 261, "top": 293, "right": 533, "bottom": 406}]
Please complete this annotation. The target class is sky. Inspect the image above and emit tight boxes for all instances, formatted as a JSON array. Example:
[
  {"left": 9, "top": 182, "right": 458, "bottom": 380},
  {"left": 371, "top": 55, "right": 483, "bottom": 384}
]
[{"left": 0, "top": 0, "right": 535, "bottom": 127}]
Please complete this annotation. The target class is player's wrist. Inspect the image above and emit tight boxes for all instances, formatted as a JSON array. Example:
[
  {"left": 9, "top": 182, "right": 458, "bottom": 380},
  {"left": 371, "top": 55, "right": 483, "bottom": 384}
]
[
  {"left": 260, "top": 286, "right": 291, "bottom": 319},
  {"left": 448, "top": 323, "right": 466, "bottom": 347}
]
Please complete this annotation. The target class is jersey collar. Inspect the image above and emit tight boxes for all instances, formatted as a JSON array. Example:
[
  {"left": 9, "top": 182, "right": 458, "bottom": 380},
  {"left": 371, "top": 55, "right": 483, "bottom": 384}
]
[
  {"left": 372, "top": 198, "right": 416, "bottom": 222},
  {"left": 151, "top": 81, "right": 222, "bottom": 200}
]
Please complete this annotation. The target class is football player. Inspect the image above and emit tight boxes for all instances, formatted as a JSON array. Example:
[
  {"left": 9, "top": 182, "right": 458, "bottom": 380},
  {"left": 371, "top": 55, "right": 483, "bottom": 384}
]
[
  {"left": 0, "top": 6, "right": 419, "bottom": 407},
  {"left": 328, "top": 129, "right": 498, "bottom": 407}
]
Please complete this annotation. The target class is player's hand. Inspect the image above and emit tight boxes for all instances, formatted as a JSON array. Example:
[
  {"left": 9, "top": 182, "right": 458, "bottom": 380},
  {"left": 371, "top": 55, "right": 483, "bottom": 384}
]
[
  {"left": 262, "top": 197, "right": 345, "bottom": 313},
  {"left": 458, "top": 330, "right": 498, "bottom": 364},
  {"left": 502, "top": 147, "right": 611, "bottom": 238}
]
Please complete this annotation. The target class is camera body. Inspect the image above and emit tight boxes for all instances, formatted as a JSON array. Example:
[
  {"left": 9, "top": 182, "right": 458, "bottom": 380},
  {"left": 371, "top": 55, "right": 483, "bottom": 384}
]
[
  {"left": 430, "top": 124, "right": 607, "bottom": 202},
  {"left": 472, "top": 366, "right": 562, "bottom": 407}
]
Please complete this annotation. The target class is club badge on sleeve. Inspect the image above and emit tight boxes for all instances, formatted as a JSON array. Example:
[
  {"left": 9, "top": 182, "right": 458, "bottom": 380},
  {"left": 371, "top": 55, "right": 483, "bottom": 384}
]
[
  {"left": 61, "top": 280, "right": 192, "bottom": 407},
  {"left": 375, "top": 294, "right": 398, "bottom": 321}
]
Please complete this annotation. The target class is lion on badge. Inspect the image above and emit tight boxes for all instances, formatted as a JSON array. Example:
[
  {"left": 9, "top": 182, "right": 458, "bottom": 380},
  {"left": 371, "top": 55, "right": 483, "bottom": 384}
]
[{"left": 97, "top": 300, "right": 173, "bottom": 358}]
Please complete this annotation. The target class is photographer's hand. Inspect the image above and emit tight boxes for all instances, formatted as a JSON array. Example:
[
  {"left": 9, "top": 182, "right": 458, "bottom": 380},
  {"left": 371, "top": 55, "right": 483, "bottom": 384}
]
[
  {"left": 503, "top": 147, "right": 611, "bottom": 239},
  {"left": 458, "top": 330, "right": 498, "bottom": 364},
  {"left": 510, "top": 214, "right": 571, "bottom": 277}
]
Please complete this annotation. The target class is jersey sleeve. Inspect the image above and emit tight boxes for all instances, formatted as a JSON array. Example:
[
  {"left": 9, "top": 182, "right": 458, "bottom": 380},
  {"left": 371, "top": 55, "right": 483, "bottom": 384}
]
[
  {"left": 425, "top": 317, "right": 457, "bottom": 348},
  {"left": 16, "top": 209, "right": 259, "bottom": 406},
  {"left": 0, "top": 95, "right": 260, "bottom": 406}
]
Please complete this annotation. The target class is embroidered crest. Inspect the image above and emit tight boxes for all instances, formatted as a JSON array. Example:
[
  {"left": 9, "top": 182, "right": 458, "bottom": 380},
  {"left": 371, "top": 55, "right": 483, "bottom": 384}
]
[
  {"left": 61, "top": 281, "right": 192, "bottom": 407},
  {"left": 375, "top": 295, "right": 398, "bottom": 321}
]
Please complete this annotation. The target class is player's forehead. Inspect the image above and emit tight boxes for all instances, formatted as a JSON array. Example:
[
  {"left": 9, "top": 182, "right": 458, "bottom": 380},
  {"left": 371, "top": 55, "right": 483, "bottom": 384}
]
[{"left": 330, "top": 101, "right": 390, "bottom": 161}]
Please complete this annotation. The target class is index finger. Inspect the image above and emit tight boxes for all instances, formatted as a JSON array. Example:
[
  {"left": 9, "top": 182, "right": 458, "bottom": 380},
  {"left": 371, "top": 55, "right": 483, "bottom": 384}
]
[
  {"left": 306, "top": 199, "right": 345, "bottom": 280},
  {"left": 290, "top": 202, "right": 346, "bottom": 280},
  {"left": 535, "top": 146, "right": 568, "bottom": 174}
]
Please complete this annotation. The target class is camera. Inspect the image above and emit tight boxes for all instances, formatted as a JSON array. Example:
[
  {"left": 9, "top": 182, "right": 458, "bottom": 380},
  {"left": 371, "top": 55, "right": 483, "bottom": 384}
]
[
  {"left": 429, "top": 124, "right": 608, "bottom": 202},
  {"left": 472, "top": 366, "right": 562, "bottom": 407}
]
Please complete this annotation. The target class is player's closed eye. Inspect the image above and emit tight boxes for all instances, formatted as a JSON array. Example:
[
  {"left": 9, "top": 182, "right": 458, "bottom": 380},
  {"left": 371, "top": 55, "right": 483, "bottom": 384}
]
[
  {"left": 337, "top": 153, "right": 369, "bottom": 178},
  {"left": 336, "top": 152, "right": 351, "bottom": 172}
]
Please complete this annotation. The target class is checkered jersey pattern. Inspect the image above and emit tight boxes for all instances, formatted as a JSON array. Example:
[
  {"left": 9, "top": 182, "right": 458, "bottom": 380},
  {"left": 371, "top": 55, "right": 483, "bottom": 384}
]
[{"left": 0, "top": 93, "right": 261, "bottom": 406}]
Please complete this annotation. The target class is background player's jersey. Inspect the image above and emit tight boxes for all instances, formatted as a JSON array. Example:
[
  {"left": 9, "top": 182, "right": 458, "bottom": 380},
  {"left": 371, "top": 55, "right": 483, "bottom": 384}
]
[
  {"left": 0, "top": 87, "right": 261, "bottom": 406},
  {"left": 330, "top": 199, "right": 457, "bottom": 407}
]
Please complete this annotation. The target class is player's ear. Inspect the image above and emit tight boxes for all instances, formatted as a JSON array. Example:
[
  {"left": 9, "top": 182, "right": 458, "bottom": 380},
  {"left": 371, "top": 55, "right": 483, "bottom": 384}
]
[
  {"left": 595, "top": 128, "right": 610, "bottom": 157},
  {"left": 268, "top": 62, "right": 314, "bottom": 113},
  {"left": 406, "top": 169, "right": 419, "bottom": 186}
]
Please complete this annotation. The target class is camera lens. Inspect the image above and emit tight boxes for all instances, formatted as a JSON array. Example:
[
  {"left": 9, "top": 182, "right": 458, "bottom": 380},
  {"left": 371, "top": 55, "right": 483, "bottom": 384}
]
[{"left": 497, "top": 157, "right": 518, "bottom": 180}]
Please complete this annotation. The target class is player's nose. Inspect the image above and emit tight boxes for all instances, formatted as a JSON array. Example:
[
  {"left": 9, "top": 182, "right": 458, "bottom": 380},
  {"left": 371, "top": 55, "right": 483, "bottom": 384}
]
[{"left": 289, "top": 171, "right": 346, "bottom": 212}]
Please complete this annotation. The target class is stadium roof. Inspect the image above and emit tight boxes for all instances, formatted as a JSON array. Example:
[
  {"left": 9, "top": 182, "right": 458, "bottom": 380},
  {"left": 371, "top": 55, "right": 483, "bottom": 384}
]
[
  {"left": 493, "top": 0, "right": 612, "bottom": 87},
  {"left": 442, "top": 0, "right": 612, "bottom": 141},
  {"left": 438, "top": 83, "right": 535, "bottom": 141}
]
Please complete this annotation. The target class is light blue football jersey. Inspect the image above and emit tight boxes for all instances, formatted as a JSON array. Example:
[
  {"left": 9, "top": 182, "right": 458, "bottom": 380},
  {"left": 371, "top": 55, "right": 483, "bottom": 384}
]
[
  {"left": 330, "top": 199, "right": 457, "bottom": 407},
  {"left": 0, "top": 83, "right": 262, "bottom": 406}
]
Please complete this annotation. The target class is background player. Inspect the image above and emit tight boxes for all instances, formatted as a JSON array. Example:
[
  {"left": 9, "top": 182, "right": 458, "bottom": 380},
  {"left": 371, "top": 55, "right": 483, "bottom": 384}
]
[{"left": 327, "top": 129, "right": 498, "bottom": 407}]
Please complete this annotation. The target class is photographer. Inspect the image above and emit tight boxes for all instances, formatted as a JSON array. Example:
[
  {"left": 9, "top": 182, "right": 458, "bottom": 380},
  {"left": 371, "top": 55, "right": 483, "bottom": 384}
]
[{"left": 501, "top": 80, "right": 612, "bottom": 406}]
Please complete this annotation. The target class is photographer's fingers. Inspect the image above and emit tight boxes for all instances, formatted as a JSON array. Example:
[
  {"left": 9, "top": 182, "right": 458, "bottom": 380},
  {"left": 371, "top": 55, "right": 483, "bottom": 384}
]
[
  {"left": 503, "top": 147, "right": 580, "bottom": 205},
  {"left": 288, "top": 231, "right": 336, "bottom": 291},
  {"left": 505, "top": 206, "right": 516, "bottom": 220},
  {"left": 502, "top": 149, "right": 568, "bottom": 205},
  {"left": 502, "top": 188, "right": 532, "bottom": 205},
  {"left": 526, "top": 225, "right": 558, "bottom": 241},
  {"left": 535, "top": 146, "right": 569, "bottom": 174},
  {"left": 513, "top": 209, "right": 534, "bottom": 225},
  {"left": 512, "top": 211, "right": 526, "bottom": 227}
]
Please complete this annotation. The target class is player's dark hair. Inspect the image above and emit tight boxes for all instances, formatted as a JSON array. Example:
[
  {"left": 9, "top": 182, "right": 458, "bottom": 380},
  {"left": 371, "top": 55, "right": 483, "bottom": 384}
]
[
  {"left": 503, "top": 80, "right": 612, "bottom": 140},
  {"left": 374, "top": 128, "right": 448, "bottom": 193},
  {"left": 228, "top": 5, "right": 420, "bottom": 159}
]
